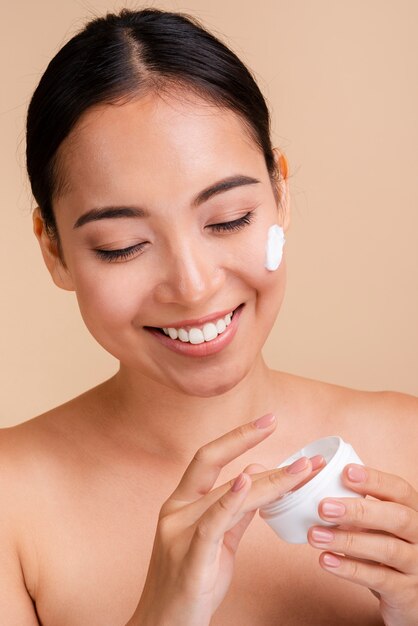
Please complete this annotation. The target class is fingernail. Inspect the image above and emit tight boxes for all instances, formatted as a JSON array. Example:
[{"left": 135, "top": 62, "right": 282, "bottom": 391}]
[
  {"left": 322, "top": 553, "right": 342, "bottom": 568},
  {"left": 286, "top": 456, "right": 309, "bottom": 474},
  {"left": 253, "top": 413, "right": 276, "bottom": 429},
  {"left": 231, "top": 472, "right": 247, "bottom": 492},
  {"left": 321, "top": 500, "right": 346, "bottom": 518},
  {"left": 310, "top": 455, "right": 324, "bottom": 471},
  {"left": 311, "top": 528, "right": 334, "bottom": 543},
  {"left": 347, "top": 465, "right": 367, "bottom": 483}
]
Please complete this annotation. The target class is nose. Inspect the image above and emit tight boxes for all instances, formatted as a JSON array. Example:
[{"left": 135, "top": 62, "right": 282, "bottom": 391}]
[{"left": 154, "top": 239, "right": 225, "bottom": 306}]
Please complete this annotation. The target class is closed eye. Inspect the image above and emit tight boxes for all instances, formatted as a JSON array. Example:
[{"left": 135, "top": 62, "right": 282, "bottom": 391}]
[
  {"left": 93, "top": 243, "right": 147, "bottom": 263},
  {"left": 208, "top": 210, "right": 255, "bottom": 232},
  {"left": 93, "top": 210, "right": 256, "bottom": 262}
]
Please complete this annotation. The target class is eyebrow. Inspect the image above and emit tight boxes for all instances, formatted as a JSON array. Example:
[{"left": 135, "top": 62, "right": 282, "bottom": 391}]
[{"left": 72, "top": 174, "right": 261, "bottom": 229}]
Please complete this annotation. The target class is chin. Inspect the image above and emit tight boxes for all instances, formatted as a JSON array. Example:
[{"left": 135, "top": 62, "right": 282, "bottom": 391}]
[{"left": 166, "top": 363, "right": 251, "bottom": 398}]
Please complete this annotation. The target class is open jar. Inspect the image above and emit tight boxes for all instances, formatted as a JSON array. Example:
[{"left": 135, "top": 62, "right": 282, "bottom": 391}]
[{"left": 259, "top": 436, "right": 364, "bottom": 543}]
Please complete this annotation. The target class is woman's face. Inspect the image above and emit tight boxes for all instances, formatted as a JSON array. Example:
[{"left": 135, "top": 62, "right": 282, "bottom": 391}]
[{"left": 41, "top": 90, "right": 290, "bottom": 397}]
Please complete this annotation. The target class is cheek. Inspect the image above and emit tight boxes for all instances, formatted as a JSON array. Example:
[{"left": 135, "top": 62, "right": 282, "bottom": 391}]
[
  {"left": 258, "top": 257, "right": 287, "bottom": 340},
  {"left": 231, "top": 223, "right": 286, "bottom": 292},
  {"left": 72, "top": 265, "right": 148, "bottom": 335}
]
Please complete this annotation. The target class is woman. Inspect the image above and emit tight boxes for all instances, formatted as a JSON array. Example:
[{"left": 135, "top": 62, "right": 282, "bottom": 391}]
[{"left": 1, "top": 7, "right": 417, "bottom": 625}]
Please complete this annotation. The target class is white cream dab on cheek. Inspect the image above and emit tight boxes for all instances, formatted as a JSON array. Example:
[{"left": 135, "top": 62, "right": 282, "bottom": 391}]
[{"left": 264, "top": 224, "right": 286, "bottom": 271}]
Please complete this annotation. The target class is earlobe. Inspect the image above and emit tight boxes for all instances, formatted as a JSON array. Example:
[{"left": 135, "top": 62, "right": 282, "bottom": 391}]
[{"left": 32, "top": 207, "right": 75, "bottom": 292}]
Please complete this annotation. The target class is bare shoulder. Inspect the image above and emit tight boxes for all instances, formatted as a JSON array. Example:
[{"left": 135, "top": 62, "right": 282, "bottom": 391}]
[
  {"left": 1, "top": 378, "right": 111, "bottom": 447},
  {"left": 277, "top": 369, "right": 417, "bottom": 423},
  {"left": 0, "top": 383, "right": 109, "bottom": 486},
  {"left": 0, "top": 429, "right": 41, "bottom": 626},
  {"left": 273, "top": 370, "right": 417, "bottom": 483},
  {"left": 341, "top": 386, "right": 418, "bottom": 483},
  {"left": 0, "top": 418, "right": 56, "bottom": 609},
  {"left": 0, "top": 387, "right": 110, "bottom": 603},
  {"left": 332, "top": 384, "right": 418, "bottom": 452},
  {"left": 0, "top": 406, "right": 76, "bottom": 524}
]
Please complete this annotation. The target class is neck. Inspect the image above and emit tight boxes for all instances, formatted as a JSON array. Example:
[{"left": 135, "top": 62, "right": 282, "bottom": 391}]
[{"left": 99, "top": 355, "right": 280, "bottom": 465}]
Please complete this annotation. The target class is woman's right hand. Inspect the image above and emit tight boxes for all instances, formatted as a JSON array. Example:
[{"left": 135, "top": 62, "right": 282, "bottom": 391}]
[{"left": 128, "top": 413, "right": 320, "bottom": 626}]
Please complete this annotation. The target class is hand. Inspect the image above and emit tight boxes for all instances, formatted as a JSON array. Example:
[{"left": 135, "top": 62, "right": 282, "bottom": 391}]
[
  {"left": 308, "top": 464, "right": 418, "bottom": 626},
  {"left": 130, "top": 413, "right": 319, "bottom": 626}
]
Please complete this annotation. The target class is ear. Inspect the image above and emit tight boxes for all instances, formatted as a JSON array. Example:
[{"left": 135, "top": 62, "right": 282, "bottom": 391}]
[
  {"left": 272, "top": 147, "right": 291, "bottom": 233},
  {"left": 32, "top": 207, "right": 75, "bottom": 291}
]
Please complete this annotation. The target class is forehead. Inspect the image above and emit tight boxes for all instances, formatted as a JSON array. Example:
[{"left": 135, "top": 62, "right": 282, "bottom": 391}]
[{"left": 55, "top": 90, "right": 263, "bottom": 203}]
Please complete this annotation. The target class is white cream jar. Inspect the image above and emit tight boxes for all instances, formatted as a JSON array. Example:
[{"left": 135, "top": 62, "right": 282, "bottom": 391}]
[{"left": 259, "top": 436, "right": 364, "bottom": 543}]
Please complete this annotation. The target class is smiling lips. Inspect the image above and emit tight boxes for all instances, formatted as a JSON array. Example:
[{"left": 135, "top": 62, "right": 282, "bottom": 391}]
[
  {"left": 161, "top": 310, "right": 234, "bottom": 344},
  {"left": 145, "top": 304, "right": 242, "bottom": 346},
  {"left": 145, "top": 303, "right": 244, "bottom": 357},
  {"left": 158, "top": 306, "right": 238, "bottom": 330}
]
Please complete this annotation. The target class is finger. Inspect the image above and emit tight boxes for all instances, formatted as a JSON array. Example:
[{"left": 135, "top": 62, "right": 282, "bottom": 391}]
[
  {"left": 189, "top": 457, "right": 312, "bottom": 560},
  {"left": 244, "top": 455, "right": 325, "bottom": 492},
  {"left": 308, "top": 526, "right": 418, "bottom": 574},
  {"left": 186, "top": 471, "right": 253, "bottom": 570},
  {"left": 291, "top": 454, "right": 326, "bottom": 489},
  {"left": 187, "top": 458, "right": 315, "bottom": 568},
  {"left": 164, "top": 413, "right": 277, "bottom": 512},
  {"left": 311, "top": 454, "right": 326, "bottom": 471},
  {"left": 242, "top": 463, "right": 269, "bottom": 475},
  {"left": 176, "top": 457, "right": 320, "bottom": 526},
  {"left": 240, "top": 454, "right": 325, "bottom": 486},
  {"left": 342, "top": 464, "right": 418, "bottom": 511},
  {"left": 242, "top": 457, "right": 318, "bottom": 512},
  {"left": 235, "top": 455, "right": 324, "bottom": 489},
  {"left": 318, "top": 552, "right": 408, "bottom": 602},
  {"left": 318, "top": 497, "right": 418, "bottom": 543},
  {"left": 223, "top": 509, "right": 258, "bottom": 554},
  {"left": 222, "top": 463, "right": 265, "bottom": 554}
]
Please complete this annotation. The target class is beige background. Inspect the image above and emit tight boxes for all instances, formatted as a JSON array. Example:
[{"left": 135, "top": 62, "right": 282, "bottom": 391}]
[{"left": 1, "top": 0, "right": 417, "bottom": 428}]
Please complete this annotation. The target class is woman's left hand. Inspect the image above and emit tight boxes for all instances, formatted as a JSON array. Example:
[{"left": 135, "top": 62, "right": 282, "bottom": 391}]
[{"left": 307, "top": 464, "right": 418, "bottom": 626}]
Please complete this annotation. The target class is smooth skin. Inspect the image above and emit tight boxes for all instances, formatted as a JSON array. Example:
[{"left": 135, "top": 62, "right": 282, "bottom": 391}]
[{"left": 4, "top": 87, "right": 416, "bottom": 625}]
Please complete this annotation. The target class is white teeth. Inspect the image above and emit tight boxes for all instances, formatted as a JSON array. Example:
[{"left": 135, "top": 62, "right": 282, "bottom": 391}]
[
  {"left": 168, "top": 327, "right": 178, "bottom": 340},
  {"left": 159, "top": 309, "right": 237, "bottom": 344},
  {"left": 189, "top": 328, "right": 205, "bottom": 344},
  {"left": 202, "top": 322, "right": 218, "bottom": 341},
  {"left": 178, "top": 328, "right": 189, "bottom": 342}
]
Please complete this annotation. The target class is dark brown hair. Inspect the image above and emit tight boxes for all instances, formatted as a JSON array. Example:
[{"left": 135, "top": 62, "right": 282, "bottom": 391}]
[{"left": 26, "top": 7, "right": 279, "bottom": 250}]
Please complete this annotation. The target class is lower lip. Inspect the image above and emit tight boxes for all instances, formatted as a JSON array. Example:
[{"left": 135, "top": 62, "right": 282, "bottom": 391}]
[{"left": 144, "top": 304, "right": 244, "bottom": 357}]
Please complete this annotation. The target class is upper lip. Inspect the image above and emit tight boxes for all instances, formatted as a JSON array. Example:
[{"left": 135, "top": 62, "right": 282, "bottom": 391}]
[{"left": 151, "top": 305, "right": 241, "bottom": 330}]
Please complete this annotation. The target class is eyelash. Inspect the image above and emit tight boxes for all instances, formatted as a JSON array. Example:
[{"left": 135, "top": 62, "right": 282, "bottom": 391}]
[{"left": 94, "top": 210, "right": 256, "bottom": 263}]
